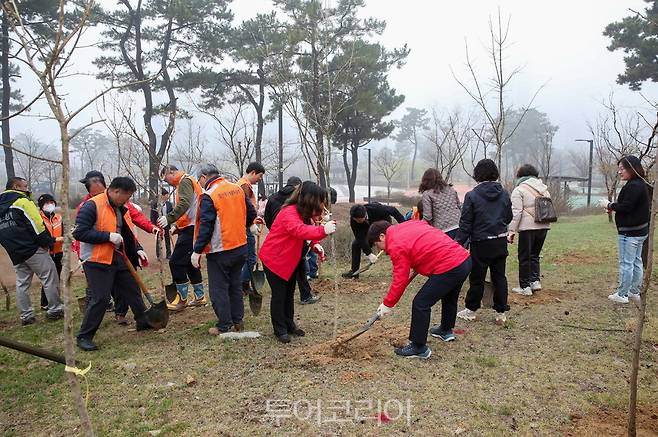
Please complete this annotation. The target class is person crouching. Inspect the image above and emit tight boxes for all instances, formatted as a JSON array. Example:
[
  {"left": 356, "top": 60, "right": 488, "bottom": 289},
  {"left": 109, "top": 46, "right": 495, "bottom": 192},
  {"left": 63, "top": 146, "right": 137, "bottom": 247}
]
[
  {"left": 259, "top": 181, "right": 337, "bottom": 343},
  {"left": 369, "top": 219, "right": 471, "bottom": 359}
]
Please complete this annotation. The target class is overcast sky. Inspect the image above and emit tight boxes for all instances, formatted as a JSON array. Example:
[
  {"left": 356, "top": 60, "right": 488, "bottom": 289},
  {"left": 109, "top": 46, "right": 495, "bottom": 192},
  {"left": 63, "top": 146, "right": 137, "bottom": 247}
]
[{"left": 9, "top": 0, "right": 656, "bottom": 159}]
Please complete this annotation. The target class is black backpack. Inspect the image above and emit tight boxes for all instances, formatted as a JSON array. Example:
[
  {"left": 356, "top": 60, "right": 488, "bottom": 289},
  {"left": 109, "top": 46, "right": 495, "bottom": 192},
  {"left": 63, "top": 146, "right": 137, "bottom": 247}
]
[{"left": 523, "top": 184, "right": 557, "bottom": 223}]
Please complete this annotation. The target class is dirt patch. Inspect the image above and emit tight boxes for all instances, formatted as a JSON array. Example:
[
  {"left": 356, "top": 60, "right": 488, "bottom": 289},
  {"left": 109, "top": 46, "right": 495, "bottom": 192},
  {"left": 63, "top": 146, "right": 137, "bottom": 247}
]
[
  {"left": 508, "top": 288, "right": 574, "bottom": 306},
  {"left": 311, "top": 278, "right": 389, "bottom": 295},
  {"left": 292, "top": 322, "right": 408, "bottom": 365},
  {"left": 554, "top": 252, "right": 601, "bottom": 265},
  {"left": 566, "top": 406, "right": 658, "bottom": 436},
  {"left": 339, "top": 370, "right": 375, "bottom": 382}
]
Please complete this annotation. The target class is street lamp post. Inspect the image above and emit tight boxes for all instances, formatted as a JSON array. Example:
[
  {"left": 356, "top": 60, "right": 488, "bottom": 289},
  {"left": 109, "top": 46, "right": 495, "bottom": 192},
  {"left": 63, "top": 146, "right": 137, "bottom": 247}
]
[
  {"left": 366, "top": 148, "right": 371, "bottom": 203},
  {"left": 576, "top": 139, "right": 594, "bottom": 207}
]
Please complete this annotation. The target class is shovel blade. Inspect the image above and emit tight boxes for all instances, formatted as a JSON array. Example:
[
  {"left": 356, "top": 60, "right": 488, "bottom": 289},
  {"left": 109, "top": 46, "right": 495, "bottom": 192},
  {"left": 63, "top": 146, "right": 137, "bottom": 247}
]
[
  {"left": 252, "top": 270, "right": 265, "bottom": 291},
  {"left": 248, "top": 290, "right": 263, "bottom": 316},
  {"left": 144, "top": 299, "right": 169, "bottom": 329}
]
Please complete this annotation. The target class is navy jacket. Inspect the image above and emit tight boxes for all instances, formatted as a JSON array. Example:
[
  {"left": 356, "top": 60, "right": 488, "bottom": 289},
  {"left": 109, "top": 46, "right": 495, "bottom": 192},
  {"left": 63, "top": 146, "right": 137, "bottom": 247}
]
[
  {"left": 351, "top": 202, "right": 406, "bottom": 256},
  {"left": 457, "top": 182, "right": 512, "bottom": 245},
  {"left": 264, "top": 185, "right": 296, "bottom": 230}
]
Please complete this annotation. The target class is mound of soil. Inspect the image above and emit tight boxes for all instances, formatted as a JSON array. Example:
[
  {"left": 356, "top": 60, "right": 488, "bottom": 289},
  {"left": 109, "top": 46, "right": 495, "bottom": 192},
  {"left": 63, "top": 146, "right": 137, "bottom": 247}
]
[
  {"left": 554, "top": 252, "right": 601, "bottom": 265},
  {"left": 292, "top": 322, "right": 408, "bottom": 365},
  {"left": 566, "top": 406, "right": 658, "bottom": 436},
  {"left": 311, "top": 278, "right": 389, "bottom": 295}
]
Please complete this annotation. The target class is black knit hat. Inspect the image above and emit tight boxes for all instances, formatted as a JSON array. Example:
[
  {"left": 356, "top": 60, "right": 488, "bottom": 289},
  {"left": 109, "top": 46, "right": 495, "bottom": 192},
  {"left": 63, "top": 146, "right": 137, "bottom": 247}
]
[{"left": 37, "top": 193, "right": 56, "bottom": 209}]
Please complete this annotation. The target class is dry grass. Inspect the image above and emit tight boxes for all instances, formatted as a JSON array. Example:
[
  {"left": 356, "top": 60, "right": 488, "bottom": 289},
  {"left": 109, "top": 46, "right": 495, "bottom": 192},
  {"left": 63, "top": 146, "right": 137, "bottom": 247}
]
[{"left": 0, "top": 215, "right": 657, "bottom": 436}]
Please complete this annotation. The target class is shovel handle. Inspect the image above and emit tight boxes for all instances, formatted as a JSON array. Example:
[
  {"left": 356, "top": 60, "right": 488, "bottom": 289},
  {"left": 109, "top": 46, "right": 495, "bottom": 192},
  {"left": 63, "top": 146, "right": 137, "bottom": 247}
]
[{"left": 117, "top": 251, "right": 155, "bottom": 305}]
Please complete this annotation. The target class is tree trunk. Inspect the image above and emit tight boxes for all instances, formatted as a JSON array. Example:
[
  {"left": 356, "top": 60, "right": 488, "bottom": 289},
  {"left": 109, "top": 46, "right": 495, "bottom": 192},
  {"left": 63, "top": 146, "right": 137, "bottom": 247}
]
[
  {"left": 342, "top": 141, "right": 352, "bottom": 202},
  {"left": 255, "top": 71, "right": 265, "bottom": 199},
  {"left": 1, "top": 12, "right": 14, "bottom": 179},
  {"left": 58, "top": 122, "right": 95, "bottom": 436},
  {"left": 627, "top": 163, "right": 658, "bottom": 436},
  {"left": 349, "top": 142, "right": 358, "bottom": 202},
  {"left": 278, "top": 104, "right": 283, "bottom": 190},
  {"left": 410, "top": 134, "right": 418, "bottom": 187}
]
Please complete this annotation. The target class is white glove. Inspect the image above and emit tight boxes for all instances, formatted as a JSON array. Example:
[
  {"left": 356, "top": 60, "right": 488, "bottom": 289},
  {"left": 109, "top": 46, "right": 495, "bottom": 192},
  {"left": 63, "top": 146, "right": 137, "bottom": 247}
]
[
  {"left": 507, "top": 233, "right": 515, "bottom": 244},
  {"left": 376, "top": 303, "right": 393, "bottom": 318},
  {"left": 170, "top": 224, "right": 178, "bottom": 235},
  {"left": 191, "top": 252, "right": 202, "bottom": 269},
  {"left": 157, "top": 216, "right": 169, "bottom": 228},
  {"left": 322, "top": 207, "right": 332, "bottom": 223},
  {"left": 109, "top": 232, "right": 123, "bottom": 247},
  {"left": 323, "top": 220, "right": 337, "bottom": 235},
  {"left": 137, "top": 250, "right": 148, "bottom": 267},
  {"left": 598, "top": 198, "right": 610, "bottom": 209},
  {"left": 152, "top": 227, "right": 162, "bottom": 237},
  {"left": 313, "top": 243, "right": 325, "bottom": 258},
  {"left": 367, "top": 253, "right": 378, "bottom": 264},
  {"left": 249, "top": 224, "right": 259, "bottom": 235}
]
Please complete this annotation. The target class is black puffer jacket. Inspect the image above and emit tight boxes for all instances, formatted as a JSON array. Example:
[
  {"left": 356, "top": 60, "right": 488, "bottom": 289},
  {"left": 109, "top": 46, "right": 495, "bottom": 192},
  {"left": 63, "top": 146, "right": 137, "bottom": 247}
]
[
  {"left": 264, "top": 185, "right": 297, "bottom": 230},
  {"left": 457, "top": 181, "right": 512, "bottom": 245},
  {"left": 609, "top": 178, "right": 650, "bottom": 236},
  {"left": 0, "top": 190, "right": 54, "bottom": 265}
]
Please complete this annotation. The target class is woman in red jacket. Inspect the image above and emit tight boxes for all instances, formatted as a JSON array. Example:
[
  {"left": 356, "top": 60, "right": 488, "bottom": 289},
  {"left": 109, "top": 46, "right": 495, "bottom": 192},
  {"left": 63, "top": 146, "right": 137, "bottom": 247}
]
[
  {"left": 259, "top": 181, "right": 337, "bottom": 343},
  {"left": 368, "top": 219, "right": 471, "bottom": 359}
]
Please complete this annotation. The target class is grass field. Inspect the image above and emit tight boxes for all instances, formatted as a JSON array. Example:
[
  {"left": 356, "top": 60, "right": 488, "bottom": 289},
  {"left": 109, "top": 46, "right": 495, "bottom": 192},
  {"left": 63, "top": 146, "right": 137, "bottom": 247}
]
[{"left": 1, "top": 214, "right": 657, "bottom": 436}]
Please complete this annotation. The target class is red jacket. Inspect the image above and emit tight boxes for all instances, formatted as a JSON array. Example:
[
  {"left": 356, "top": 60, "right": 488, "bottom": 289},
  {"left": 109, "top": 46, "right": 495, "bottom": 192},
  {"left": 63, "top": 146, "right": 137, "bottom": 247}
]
[
  {"left": 72, "top": 194, "right": 155, "bottom": 257},
  {"left": 259, "top": 205, "right": 327, "bottom": 280},
  {"left": 383, "top": 220, "right": 469, "bottom": 308}
]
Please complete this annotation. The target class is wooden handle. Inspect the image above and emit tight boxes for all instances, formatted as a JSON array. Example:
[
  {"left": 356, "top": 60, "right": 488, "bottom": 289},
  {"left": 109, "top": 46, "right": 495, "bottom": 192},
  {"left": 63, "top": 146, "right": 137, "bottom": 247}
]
[
  {"left": 117, "top": 251, "right": 153, "bottom": 304},
  {"left": 0, "top": 336, "right": 67, "bottom": 365}
]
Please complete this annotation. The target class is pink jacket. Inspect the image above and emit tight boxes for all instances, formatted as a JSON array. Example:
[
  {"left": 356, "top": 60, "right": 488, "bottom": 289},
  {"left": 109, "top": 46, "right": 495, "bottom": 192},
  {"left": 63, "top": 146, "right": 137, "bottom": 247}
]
[{"left": 259, "top": 205, "right": 327, "bottom": 280}]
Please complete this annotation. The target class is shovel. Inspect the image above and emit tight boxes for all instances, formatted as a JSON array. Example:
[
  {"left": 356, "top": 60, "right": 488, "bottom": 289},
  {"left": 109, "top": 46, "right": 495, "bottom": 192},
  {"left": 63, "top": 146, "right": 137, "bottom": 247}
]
[
  {"left": 118, "top": 251, "right": 169, "bottom": 330},
  {"left": 350, "top": 251, "right": 384, "bottom": 278},
  {"left": 247, "top": 226, "right": 264, "bottom": 316},
  {"left": 334, "top": 311, "right": 380, "bottom": 346}
]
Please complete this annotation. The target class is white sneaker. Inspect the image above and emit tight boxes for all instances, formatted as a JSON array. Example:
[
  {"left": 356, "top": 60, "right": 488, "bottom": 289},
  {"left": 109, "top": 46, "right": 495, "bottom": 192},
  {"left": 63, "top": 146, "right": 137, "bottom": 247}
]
[
  {"left": 530, "top": 281, "right": 542, "bottom": 291},
  {"left": 495, "top": 312, "right": 507, "bottom": 325},
  {"left": 512, "top": 286, "right": 532, "bottom": 296},
  {"left": 608, "top": 293, "right": 629, "bottom": 304},
  {"left": 457, "top": 308, "right": 477, "bottom": 321},
  {"left": 629, "top": 293, "right": 641, "bottom": 304}
]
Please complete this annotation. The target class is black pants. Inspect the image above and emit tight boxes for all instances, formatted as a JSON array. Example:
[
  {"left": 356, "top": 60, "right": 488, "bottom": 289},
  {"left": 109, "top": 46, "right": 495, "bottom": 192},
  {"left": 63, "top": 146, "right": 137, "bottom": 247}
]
[
  {"left": 156, "top": 226, "right": 172, "bottom": 259},
  {"left": 444, "top": 229, "right": 458, "bottom": 240},
  {"left": 465, "top": 238, "right": 510, "bottom": 313},
  {"left": 518, "top": 229, "right": 548, "bottom": 288},
  {"left": 409, "top": 258, "right": 471, "bottom": 346},
  {"left": 77, "top": 257, "right": 147, "bottom": 340},
  {"left": 40, "top": 252, "right": 62, "bottom": 307},
  {"left": 297, "top": 242, "right": 312, "bottom": 301},
  {"left": 264, "top": 260, "right": 303, "bottom": 337},
  {"left": 351, "top": 240, "right": 366, "bottom": 272},
  {"left": 207, "top": 246, "right": 247, "bottom": 332},
  {"left": 169, "top": 226, "right": 202, "bottom": 285}
]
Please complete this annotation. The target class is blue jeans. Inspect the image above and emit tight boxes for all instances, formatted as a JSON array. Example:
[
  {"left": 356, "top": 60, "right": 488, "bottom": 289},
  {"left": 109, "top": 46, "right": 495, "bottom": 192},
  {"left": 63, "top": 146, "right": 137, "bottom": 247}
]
[
  {"left": 616, "top": 234, "right": 647, "bottom": 297},
  {"left": 240, "top": 229, "right": 257, "bottom": 283},
  {"left": 306, "top": 250, "right": 318, "bottom": 278}
]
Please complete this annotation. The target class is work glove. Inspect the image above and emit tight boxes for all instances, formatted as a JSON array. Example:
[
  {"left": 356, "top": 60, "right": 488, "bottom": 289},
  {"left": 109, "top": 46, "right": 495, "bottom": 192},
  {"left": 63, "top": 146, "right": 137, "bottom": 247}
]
[
  {"left": 507, "top": 233, "right": 515, "bottom": 244},
  {"left": 109, "top": 232, "right": 123, "bottom": 247},
  {"left": 322, "top": 207, "right": 332, "bottom": 223},
  {"left": 313, "top": 243, "right": 326, "bottom": 262},
  {"left": 367, "top": 253, "right": 378, "bottom": 264},
  {"left": 152, "top": 227, "right": 163, "bottom": 238},
  {"left": 323, "top": 220, "right": 337, "bottom": 235},
  {"left": 249, "top": 224, "right": 259, "bottom": 235},
  {"left": 55, "top": 236, "right": 64, "bottom": 243},
  {"left": 598, "top": 198, "right": 610, "bottom": 211},
  {"left": 254, "top": 216, "right": 265, "bottom": 225},
  {"left": 157, "top": 216, "right": 169, "bottom": 228},
  {"left": 170, "top": 224, "right": 178, "bottom": 235},
  {"left": 191, "top": 252, "right": 202, "bottom": 269},
  {"left": 137, "top": 250, "right": 149, "bottom": 267},
  {"left": 376, "top": 303, "right": 393, "bottom": 318}
]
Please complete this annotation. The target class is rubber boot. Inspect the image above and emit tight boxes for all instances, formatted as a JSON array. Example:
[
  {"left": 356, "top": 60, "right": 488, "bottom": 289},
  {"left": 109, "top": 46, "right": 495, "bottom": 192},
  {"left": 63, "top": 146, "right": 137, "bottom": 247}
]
[
  {"left": 172, "top": 283, "right": 189, "bottom": 311},
  {"left": 188, "top": 283, "right": 207, "bottom": 307}
]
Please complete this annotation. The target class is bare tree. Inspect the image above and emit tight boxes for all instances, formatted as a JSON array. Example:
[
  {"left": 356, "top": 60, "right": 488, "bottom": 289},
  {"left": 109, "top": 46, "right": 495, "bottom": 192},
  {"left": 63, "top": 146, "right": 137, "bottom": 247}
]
[
  {"left": 452, "top": 8, "right": 542, "bottom": 177},
  {"left": 373, "top": 146, "right": 403, "bottom": 201},
  {"left": 14, "top": 132, "right": 49, "bottom": 187},
  {"left": 170, "top": 119, "right": 207, "bottom": 174},
  {"left": 423, "top": 108, "right": 474, "bottom": 181}
]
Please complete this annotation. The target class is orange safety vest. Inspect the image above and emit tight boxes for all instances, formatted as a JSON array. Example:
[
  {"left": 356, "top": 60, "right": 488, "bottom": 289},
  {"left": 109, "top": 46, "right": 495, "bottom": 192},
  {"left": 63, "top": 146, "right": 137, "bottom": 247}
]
[
  {"left": 194, "top": 177, "right": 247, "bottom": 254},
  {"left": 411, "top": 207, "right": 420, "bottom": 221},
  {"left": 40, "top": 211, "right": 63, "bottom": 254},
  {"left": 79, "top": 191, "right": 135, "bottom": 265},
  {"left": 172, "top": 172, "right": 203, "bottom": 230},
  {"left": 237, "top": 177, "right": 257, "bottom": 208}
]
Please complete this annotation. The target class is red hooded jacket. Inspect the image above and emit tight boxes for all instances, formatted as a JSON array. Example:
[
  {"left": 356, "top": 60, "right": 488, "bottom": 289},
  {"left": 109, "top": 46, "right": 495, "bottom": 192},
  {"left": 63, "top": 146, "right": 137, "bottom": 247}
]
[
  {"left": 383, "top": 220, "right": 469, "bottom": 308},
  {"left": 259, "top": 205, "right": 327, "bottom": 281}
]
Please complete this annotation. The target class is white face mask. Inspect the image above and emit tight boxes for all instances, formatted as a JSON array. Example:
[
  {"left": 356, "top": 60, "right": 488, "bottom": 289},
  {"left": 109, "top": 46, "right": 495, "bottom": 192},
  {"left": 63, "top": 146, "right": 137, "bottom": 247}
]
[{"left": 43, "top": 203, "right": 56, "bottom": 214}]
